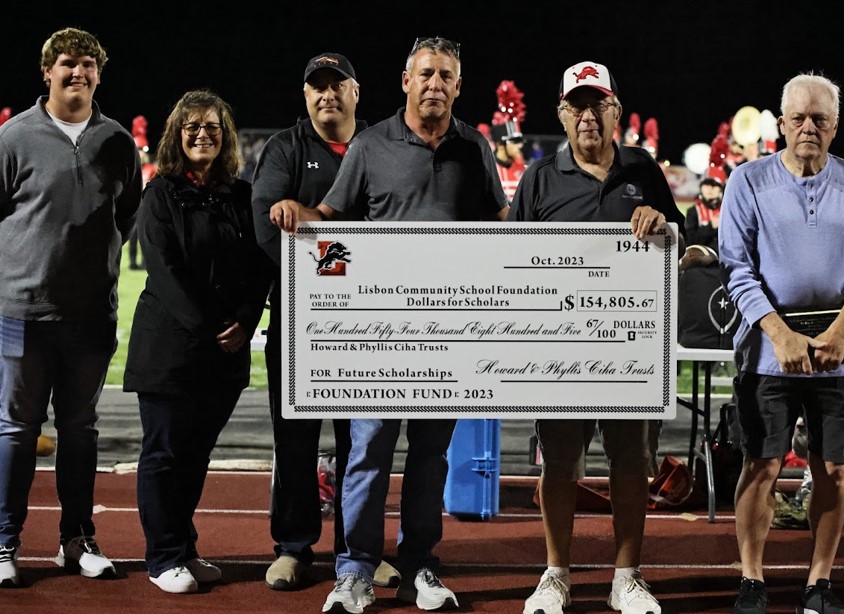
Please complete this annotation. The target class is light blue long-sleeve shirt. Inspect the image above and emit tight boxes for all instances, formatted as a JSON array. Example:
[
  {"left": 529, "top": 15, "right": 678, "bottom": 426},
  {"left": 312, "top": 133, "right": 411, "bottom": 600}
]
[{"left": 718, "top": 150, "right": 844, "bottom": 376}]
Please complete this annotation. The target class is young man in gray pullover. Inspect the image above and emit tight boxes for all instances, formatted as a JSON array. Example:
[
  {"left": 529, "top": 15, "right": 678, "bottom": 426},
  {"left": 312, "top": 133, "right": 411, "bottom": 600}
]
[{"left": 0, "top": 27, "right": 142, "bottom": 587}]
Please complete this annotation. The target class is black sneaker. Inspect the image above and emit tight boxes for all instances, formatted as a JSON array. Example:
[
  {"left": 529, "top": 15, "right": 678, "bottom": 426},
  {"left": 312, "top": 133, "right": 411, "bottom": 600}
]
[
  {"left": 733, "top": 577, "right": 767, "bottom": 614},
  {"left": 798, "top": 579, "right": 844, "bottom": 614}
]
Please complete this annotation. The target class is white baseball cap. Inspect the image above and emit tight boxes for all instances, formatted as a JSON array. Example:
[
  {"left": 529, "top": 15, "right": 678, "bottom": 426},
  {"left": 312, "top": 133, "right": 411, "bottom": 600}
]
[{"left": 560, "top": 61, "right": 618, "bottom": 100}]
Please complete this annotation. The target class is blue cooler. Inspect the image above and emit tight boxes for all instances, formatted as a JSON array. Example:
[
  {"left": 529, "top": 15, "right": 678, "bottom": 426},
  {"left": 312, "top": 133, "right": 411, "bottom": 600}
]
[{"left": 444, "top": 419, "right": 500, "bottom": 520}]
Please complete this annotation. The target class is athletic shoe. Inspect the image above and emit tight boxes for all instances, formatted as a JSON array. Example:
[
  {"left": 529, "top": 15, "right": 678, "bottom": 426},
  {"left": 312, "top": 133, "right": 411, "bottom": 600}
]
[
  {"left": 798, "top": 578, "right": 844, "bottom": 614},
  {"left": 186, "top": 557, "right": 221, "bottom": 583},
  {"left": 0, "top": 545, "right": 19, "bottom": 587},
  {"left": 149, "top": 566, "right": 198, "bottom": 594},
  {"left": 372, "top": 559, "right": 401, "bottom": 588},
  {"left": 396, "top": 567, "right": 459, "bottom": 611},
  {"left": 732, "top": 577, "right": 767, "bottom": 614},
  {"left": 609, "top": 571, "right": 661, "bottom": 614},
  {"left": 266, "top": 555, "right": 305, "bottom": 590},
  {"left": 524, "top": 569, "right": 571, "bottom": 614},
  {"left": 55, "top": 536, "right": 116, "bottom": 578},
  {"left": 322, "top": 574, "right": 375, "bottom": 613}
]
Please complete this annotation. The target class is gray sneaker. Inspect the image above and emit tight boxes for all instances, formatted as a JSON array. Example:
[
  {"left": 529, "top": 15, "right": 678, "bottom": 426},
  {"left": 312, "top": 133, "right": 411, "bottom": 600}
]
[
  {"left": 0, "top": 545, "right": 19, "bottom": 587},
  {"left": 396, "top": 567, "right": 459, "bottom": 611},
  {"left": 322, "top": 574, "right": 375, "bottom": 613},
  {"left": 55, "top": 536, "right": 115, "bottom": 578}
]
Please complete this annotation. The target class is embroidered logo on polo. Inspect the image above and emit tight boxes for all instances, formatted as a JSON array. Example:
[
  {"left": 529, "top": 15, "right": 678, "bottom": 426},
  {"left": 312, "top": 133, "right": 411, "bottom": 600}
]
[
  {"left": 307, "top": 162, "right": 320, "bottom": 169},
  {"left": 621, "top": 183, "right": 644, "bottom": 202},
  {"left": 310, "top": 241, "right": 351, "bottom": 276}
]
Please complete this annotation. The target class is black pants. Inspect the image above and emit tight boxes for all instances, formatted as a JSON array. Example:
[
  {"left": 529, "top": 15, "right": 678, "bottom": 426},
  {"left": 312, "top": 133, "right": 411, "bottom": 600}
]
[
  {"left": 266, "top": 339, "right": 351, "bottom": 563},
  {"left": 136, "top": 387, "right": 241, "bottom": 577}
]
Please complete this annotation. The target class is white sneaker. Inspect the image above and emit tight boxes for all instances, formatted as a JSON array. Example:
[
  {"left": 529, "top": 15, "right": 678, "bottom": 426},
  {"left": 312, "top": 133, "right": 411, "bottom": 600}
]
[
  {"left": 608, "top": 572, "right": 661, "bottom": 614},
  {"left": 186, "top": 557, "right": 221, "bottom": 583},
  {"left": 396, "top": 567, "right": 459, "bottom": 611},
  {"left": 322, "top": 574, "right": 375, "bottom": 613},
  {"left": 0, "top": 545, "right": 19, "bottom": 587},
  {"left": 55, "top": 536, "right": 115, "bottom": 578},
  {"left": 524, "top": 569, "right": 571, "bottom": 614},
  {"left": 149, "top": 566, "right": 198, "bottom": 594}
]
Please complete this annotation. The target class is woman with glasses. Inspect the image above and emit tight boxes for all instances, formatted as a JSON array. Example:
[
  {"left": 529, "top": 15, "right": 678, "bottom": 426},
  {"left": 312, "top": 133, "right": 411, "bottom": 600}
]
[{"left": 123, "top": 89, "right": 271, "bottom": 594}]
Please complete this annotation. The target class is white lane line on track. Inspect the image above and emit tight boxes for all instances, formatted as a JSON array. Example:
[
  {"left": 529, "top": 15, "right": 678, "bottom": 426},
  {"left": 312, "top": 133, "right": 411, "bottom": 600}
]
[
  {"left": 13, "top": 558, "right": 838, "bottom": 571},
  {"left": 28, "top": 506, "right": 734, "bottom": 522}
]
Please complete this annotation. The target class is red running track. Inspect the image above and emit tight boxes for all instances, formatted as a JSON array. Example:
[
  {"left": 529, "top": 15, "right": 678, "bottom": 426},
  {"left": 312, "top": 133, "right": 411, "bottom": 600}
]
[{"left": 2, "top": 470, "right": 840, "bottom": 613}]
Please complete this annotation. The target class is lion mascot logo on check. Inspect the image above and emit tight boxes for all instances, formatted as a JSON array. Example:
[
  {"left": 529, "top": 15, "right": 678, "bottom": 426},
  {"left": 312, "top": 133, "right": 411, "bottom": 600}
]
[{"left": 310, "top": 241, "right": 352, "bottom": 276}]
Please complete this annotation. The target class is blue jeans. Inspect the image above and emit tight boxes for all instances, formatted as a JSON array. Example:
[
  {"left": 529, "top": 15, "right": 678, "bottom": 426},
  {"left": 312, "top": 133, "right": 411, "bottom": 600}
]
[
  {"left": 136, "top": 387, "right": 242, "bottom": 577},
  {"left": 0, "top": 318, "right": 116, "bottom": 547},
  {"left": 336, "top": 418, "right": 456, "bottom": 580}
]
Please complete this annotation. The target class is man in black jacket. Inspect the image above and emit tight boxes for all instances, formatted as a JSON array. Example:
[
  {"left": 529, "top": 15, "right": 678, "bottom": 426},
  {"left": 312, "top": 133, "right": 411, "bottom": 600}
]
[{"left": 251, "top": 52, "right": 398, "bottom": 592}]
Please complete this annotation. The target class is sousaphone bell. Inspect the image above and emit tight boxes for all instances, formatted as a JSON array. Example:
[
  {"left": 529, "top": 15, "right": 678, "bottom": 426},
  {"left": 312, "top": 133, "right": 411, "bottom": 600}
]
[{"left": 731, "top": 106, "right": 762, "bottom": 147}]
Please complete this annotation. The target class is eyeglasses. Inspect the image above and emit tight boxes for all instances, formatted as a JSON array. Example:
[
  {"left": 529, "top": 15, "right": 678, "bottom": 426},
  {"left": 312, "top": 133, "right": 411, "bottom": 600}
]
[
  {"left": 409, "top": 36, "right": 461, "bottom": 59},
  {"left": 562, "top": 101, "right": 618, "bottom": 117},
  {"left": 182, "top": 122, "right": 222, "bottom": 137}
]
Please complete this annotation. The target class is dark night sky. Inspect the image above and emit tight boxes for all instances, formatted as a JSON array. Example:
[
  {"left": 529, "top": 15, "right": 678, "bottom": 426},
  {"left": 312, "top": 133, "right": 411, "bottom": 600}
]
[{"left": 5, "top": 1, "right": 844, "bottom": 165}]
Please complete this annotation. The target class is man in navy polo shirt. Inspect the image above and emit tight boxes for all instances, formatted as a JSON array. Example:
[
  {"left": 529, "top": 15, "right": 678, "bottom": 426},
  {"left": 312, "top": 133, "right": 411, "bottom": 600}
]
[{"left": 509, "top": 60, "right": 685, "bottom": 614}]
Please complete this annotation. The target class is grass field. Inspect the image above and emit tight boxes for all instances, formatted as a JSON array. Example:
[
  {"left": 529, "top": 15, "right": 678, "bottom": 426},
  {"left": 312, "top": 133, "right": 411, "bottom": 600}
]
[
  {"left": 108, "top": 246, "right": 269, "bottom": 388},
  {"left": 109, "top": 248, "right": 725, "bottom": 395}
]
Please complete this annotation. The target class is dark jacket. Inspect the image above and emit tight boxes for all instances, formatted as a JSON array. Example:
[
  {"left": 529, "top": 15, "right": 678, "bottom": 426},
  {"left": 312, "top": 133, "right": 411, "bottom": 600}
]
[
  {"left": 250, "top": 117, "right": 368, "bottom": 353},
  {"left": 124, "top": 174, "right": 272, "bottom": 394}
]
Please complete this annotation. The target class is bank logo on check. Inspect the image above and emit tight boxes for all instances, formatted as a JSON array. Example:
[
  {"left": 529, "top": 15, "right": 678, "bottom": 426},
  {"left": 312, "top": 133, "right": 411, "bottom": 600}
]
[{"left": 310, "top": 241, "right": 352, "bottom": 276}]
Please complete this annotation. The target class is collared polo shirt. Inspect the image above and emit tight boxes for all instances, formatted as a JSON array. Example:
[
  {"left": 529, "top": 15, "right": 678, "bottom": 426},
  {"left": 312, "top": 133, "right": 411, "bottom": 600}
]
[
  {"left": 324, "top": 108, "right": 508, "bottom": 221},
  {"left": 508, "top": 143, "right": 685, "bottom": 227}
]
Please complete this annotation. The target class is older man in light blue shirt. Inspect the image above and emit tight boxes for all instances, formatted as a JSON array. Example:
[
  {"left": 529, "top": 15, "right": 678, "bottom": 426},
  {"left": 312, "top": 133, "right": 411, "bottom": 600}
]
[{"left": 719, "top": 71, "right": 844, "bottom": 614}]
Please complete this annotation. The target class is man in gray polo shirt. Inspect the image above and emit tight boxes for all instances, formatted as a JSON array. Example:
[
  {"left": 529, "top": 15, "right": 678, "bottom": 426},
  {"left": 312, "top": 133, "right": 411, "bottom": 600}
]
[{"left": 272, "top": 36, "right": 508, "bottom": 614}]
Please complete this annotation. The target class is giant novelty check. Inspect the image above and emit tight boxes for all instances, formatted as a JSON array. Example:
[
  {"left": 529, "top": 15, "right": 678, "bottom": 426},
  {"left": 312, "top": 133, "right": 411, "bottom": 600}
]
[{"left": 281, "top": 222, "right": 678, "bottom": 419}]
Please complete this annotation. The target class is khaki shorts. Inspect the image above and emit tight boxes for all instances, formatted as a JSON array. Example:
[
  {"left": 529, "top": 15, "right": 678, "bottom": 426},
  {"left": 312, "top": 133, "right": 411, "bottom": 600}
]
[{"left": 535, "top": 418, "right": 658, "bottom": 481}]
